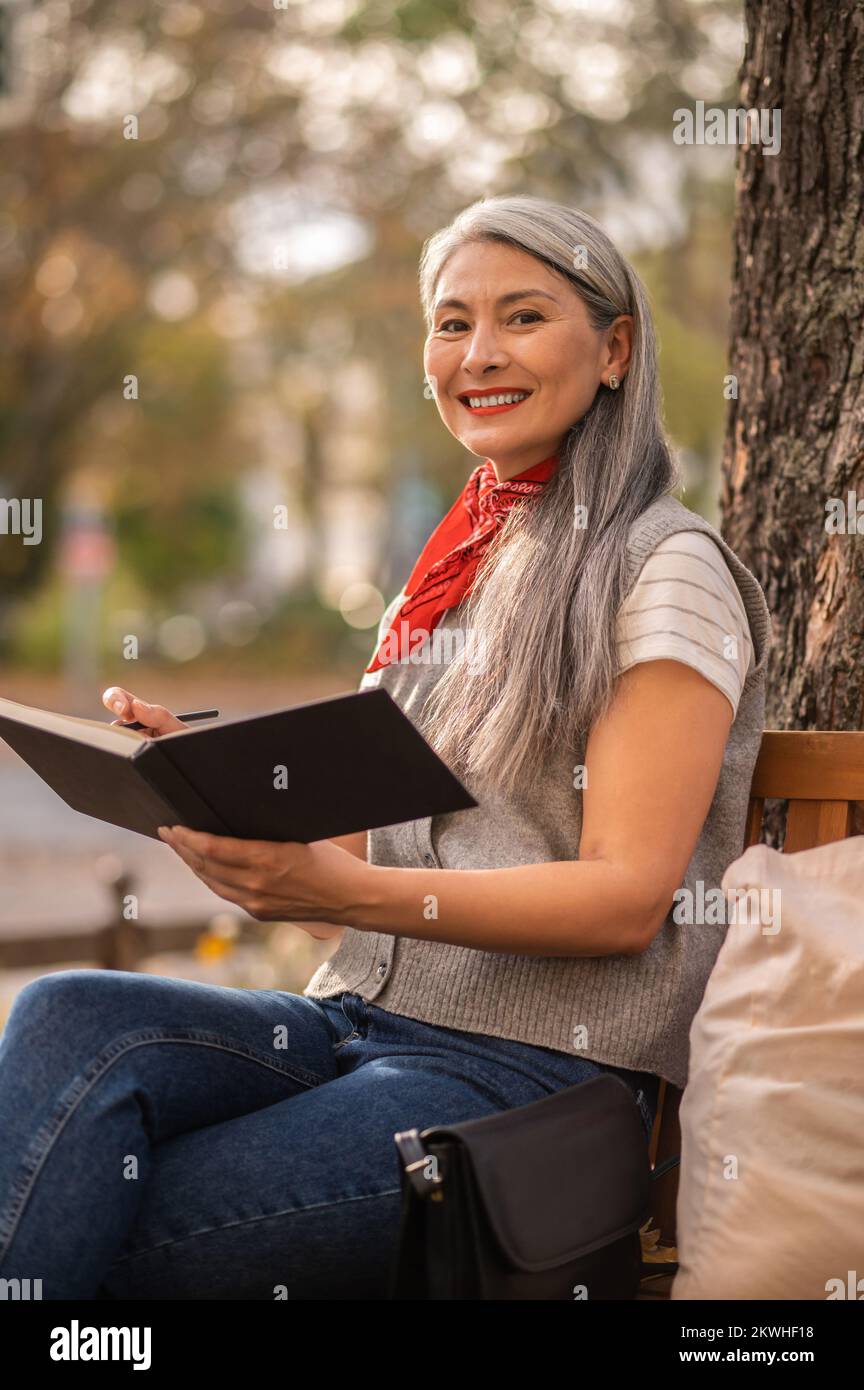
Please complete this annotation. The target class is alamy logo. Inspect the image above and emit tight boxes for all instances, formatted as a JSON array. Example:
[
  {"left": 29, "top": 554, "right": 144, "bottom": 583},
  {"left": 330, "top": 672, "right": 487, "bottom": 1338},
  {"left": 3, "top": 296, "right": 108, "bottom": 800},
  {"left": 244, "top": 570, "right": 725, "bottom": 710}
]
[
  {"left": 825, "top": 1271, "right": 864, "bottom": 1299},
  {"left": 0, "top": 497, "right": 42, "bottom": 545},
  {"left": 0, "top": 1277, "right": 42, "bottom": 1299},
  {"left": 672, "top": 101, "right": 781, "bottom": 156},
  {"left": 49, "top": 1320, "right": 152, "bottom": 1370},
  {"left": 825, "top": 491, "right": 864, "bottom": 532},
  {"left": 672, "top": 882, "right": 781, "bottom": 934},
  {"left": 375, "top": 621, "right": 487, "bottom": 672}
]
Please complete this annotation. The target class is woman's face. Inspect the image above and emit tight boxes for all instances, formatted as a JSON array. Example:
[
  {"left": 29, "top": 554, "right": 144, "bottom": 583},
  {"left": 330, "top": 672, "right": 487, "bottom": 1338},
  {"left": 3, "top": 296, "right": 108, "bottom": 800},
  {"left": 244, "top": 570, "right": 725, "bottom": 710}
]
[{"left": 424, "top": 240, "right": 632, "bottom": 480}]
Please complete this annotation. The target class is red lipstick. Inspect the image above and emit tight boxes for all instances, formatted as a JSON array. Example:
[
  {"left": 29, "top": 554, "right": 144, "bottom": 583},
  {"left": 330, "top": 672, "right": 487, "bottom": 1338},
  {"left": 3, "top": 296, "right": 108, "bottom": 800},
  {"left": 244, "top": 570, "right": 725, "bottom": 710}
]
[{"left": 457, "top": 388, "right": 533, "bottom": 417}]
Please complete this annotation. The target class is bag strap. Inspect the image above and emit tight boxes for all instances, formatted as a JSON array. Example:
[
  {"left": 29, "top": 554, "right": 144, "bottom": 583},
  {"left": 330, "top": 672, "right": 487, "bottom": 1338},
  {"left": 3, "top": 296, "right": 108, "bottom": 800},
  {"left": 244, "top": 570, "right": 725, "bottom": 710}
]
[
  {"left": 651, "top": 1153, "right": 680, "bottom": 1182},
  {"left": 390, "top": 1133, "right": 433, "bottom": 1299},
  {"left": 394, "top": 1127, "right": 443, "bottom": 1199}
]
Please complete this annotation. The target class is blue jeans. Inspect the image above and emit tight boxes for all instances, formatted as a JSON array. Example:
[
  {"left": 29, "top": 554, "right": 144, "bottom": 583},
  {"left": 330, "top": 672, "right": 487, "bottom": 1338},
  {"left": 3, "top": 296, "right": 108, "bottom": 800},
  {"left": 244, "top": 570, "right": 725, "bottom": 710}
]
[{"left": 0, "top": 969, "right": 659, "bottom": 1299}]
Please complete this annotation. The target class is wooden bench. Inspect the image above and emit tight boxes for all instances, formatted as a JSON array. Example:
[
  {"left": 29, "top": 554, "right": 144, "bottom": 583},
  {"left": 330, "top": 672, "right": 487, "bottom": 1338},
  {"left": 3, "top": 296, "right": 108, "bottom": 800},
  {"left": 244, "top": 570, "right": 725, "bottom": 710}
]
[{"left": 643, "top": 730, "right": 864, "bottom": 1294}]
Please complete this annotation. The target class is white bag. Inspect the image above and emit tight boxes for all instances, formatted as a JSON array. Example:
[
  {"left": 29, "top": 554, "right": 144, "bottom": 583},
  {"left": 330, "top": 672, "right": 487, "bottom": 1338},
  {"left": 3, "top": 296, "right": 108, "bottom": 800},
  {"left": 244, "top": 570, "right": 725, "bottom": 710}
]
[{"left": 672, "top": 835, "right": 864, "bottom": 1300}]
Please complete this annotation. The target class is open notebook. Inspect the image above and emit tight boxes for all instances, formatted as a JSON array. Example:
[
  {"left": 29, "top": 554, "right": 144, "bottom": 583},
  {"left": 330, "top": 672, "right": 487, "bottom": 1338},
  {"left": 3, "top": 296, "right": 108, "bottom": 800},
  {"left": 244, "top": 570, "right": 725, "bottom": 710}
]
[{"left": 0, "top": 689, "right": 477, "bottom": 842}]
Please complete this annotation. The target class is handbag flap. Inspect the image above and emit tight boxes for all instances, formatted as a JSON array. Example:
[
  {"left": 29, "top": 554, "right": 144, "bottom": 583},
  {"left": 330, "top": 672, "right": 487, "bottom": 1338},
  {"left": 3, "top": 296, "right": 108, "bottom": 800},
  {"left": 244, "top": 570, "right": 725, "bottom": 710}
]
[{"left": 420, "top": 1073, "right": 651, "bottom": 1272}]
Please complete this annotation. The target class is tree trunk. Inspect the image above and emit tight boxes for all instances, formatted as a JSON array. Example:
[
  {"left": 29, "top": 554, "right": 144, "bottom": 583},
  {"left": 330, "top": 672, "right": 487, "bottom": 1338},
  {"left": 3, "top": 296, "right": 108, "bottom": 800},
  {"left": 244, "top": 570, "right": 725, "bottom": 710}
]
[{"left": 721, "top": 0, "right": 864, "bottom": 758}]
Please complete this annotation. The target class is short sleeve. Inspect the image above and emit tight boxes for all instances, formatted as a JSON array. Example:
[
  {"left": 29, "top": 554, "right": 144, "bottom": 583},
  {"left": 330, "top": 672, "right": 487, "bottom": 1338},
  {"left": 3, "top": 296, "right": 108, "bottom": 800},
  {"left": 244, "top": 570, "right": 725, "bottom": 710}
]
[
  {"left": 615, "top": 531, "right": 753, "bottom": 719},
  {"left": 358, "top": 589, "right": 405, "bottom": 690}
]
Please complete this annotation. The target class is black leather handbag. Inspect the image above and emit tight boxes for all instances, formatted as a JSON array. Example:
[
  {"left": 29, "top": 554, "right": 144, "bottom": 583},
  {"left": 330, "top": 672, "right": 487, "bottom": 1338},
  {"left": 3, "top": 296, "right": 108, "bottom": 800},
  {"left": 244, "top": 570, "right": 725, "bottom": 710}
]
[{"left": 390, "top": 1072, "right": 653, "bottom": 1300}]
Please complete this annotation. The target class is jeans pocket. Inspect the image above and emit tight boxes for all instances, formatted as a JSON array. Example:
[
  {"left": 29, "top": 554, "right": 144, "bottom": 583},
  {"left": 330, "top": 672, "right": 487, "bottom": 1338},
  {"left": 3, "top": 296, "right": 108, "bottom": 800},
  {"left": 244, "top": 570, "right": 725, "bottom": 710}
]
[{"left": 317, "top": 993, "right": 361, "bottom": 1048}]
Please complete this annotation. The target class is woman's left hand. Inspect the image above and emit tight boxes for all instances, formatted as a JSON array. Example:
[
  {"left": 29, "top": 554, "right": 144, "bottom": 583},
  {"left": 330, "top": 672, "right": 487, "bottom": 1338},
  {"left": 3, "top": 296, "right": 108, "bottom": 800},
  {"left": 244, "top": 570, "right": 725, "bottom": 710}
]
[{"left": 157, "top": 825, "right": 368, "bottom": 926}]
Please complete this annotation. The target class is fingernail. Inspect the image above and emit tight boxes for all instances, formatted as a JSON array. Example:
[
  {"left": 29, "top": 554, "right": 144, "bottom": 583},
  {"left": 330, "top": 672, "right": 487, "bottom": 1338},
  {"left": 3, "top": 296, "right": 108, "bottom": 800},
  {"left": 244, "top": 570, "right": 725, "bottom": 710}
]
[{"left": 112, "top": 699, "right": 125, "bottom": 713}]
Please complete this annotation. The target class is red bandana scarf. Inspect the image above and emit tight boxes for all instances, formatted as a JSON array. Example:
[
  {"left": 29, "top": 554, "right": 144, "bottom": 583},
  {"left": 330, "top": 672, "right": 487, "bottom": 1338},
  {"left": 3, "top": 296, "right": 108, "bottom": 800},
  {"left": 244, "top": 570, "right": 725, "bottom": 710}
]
[{"left": 366, "top": 451, "right": 560, "bottom": 673}]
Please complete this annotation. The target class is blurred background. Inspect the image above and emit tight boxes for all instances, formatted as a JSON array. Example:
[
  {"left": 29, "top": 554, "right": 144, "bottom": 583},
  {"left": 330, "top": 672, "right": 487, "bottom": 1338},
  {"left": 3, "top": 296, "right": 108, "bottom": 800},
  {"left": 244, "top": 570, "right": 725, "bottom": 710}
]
[{"left": 0, "top": 0, "right": 744, "bottom": 1015}]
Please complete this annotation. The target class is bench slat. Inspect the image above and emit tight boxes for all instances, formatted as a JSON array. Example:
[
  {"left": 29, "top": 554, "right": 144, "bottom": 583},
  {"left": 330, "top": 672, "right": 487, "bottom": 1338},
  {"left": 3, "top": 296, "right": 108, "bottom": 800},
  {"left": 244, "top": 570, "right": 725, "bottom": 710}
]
[
  {"left": 784, "top": 798, "right": 851, "bottom": 853},
  {"left": 744, "top": 796, "right": 764, "bottom": 848},
  {"left": 751, "top": 731, "right": 864, "bottom": 799}
]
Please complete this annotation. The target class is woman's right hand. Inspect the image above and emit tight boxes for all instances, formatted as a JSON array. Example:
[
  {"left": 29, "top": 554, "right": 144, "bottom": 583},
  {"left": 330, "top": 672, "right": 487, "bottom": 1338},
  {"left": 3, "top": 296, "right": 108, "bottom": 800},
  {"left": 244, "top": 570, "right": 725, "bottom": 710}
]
[
  {"left": 102, "top": 686, "right": 188, "bottom": 738},
  {"left": 102, "top": 695, "right": 348, "bottom": 949}
]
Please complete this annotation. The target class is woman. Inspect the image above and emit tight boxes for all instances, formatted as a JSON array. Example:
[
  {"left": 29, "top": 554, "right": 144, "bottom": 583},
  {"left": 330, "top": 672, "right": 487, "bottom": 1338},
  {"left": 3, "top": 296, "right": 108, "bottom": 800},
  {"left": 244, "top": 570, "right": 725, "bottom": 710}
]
[{"left": 0, "top": 195, "right": 771, "bottom": 1300}]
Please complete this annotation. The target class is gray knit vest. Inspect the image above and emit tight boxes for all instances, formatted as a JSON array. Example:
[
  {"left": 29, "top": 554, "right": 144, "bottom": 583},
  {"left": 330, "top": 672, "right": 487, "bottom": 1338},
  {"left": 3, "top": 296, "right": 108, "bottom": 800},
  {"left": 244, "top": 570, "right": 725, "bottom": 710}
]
[{"left": 304, "top": 492, "right": 773, "bottom": 1089}]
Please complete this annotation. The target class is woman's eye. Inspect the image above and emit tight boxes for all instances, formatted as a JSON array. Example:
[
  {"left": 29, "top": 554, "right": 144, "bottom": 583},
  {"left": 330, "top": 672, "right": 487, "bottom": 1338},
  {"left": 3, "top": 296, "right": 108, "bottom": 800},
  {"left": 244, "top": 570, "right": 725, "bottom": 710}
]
[{"left": 434, "top": 309, "right": 543, "bottom": 333}]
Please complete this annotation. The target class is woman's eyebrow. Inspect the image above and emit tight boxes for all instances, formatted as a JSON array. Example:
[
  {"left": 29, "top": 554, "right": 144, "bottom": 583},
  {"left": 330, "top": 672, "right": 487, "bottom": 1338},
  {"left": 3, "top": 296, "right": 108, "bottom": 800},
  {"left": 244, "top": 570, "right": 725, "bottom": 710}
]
[{"left": 433, "top": 288, "right": 560, "bottom": 313}]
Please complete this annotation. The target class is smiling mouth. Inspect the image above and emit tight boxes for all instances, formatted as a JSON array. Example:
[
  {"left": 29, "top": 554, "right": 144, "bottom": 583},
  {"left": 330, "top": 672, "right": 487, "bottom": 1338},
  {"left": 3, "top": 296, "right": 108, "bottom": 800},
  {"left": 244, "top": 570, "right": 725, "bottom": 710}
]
[{"left": 458, "top": 390, "right": 533, "bottom": 416}]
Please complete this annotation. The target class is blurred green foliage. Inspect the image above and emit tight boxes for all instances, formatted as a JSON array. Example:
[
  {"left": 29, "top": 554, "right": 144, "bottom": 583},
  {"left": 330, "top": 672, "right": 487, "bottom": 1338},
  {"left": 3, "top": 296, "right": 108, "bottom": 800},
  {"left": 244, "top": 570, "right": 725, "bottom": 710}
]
[{"left": 113, "top": 485, "right": 247, "bottom": 598}]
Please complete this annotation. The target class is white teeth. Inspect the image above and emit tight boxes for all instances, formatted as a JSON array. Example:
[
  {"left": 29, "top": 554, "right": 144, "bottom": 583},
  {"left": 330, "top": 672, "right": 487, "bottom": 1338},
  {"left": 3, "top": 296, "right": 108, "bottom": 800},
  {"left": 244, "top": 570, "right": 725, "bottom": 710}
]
[{"left": 466, "top": 392, "right": 529, "bottom": 408}]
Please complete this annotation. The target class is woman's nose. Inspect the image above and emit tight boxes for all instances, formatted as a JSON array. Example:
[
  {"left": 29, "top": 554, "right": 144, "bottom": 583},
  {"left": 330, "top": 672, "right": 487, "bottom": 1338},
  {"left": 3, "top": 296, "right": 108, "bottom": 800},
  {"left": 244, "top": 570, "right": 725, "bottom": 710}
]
[{"left": 460, "top": 330, "right": 509, "bottom": 375}]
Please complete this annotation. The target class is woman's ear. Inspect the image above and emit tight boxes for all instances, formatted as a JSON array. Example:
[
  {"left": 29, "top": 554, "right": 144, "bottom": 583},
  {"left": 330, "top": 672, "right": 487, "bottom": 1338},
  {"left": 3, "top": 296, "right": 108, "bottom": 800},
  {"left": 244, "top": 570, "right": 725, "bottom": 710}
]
[{"left": 606, "top": 314, "right": 634, "bottom": 380}]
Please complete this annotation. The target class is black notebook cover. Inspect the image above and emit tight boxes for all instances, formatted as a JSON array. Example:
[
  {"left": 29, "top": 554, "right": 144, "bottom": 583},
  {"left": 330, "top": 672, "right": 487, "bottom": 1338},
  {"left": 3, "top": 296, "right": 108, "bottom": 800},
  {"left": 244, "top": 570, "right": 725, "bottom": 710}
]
[{"left": 0, "top": 689, "right": 478, "bottom": 843}]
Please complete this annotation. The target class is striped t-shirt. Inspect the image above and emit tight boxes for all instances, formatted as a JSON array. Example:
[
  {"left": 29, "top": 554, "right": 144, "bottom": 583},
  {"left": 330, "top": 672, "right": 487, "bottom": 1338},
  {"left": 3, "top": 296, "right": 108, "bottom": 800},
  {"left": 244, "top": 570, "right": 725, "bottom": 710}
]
[{"left": 615, "top": 530, "right": 753, "bottom": 718}]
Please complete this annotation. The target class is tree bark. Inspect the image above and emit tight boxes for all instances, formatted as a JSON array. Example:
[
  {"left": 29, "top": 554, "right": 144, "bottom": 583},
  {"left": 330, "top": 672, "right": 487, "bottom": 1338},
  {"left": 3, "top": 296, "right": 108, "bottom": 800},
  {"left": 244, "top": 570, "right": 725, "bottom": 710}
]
[{"left": 722, "top": 0, "right": 864, "bottom": 750}]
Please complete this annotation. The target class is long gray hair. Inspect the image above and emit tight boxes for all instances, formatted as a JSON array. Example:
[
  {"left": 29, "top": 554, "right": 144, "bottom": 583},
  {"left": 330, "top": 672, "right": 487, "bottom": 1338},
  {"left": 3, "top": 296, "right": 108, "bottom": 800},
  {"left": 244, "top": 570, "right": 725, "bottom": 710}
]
[{"left": 415, "top": 194, "right": 681, "bottom": 797}]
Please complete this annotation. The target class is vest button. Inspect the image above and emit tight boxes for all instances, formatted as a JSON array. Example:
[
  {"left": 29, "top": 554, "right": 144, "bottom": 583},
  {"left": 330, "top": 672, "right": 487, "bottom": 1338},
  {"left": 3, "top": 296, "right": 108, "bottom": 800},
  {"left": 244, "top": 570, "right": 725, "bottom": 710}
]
[{"left": 376, "top": 963, "right": 387, "bottom": 978}]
